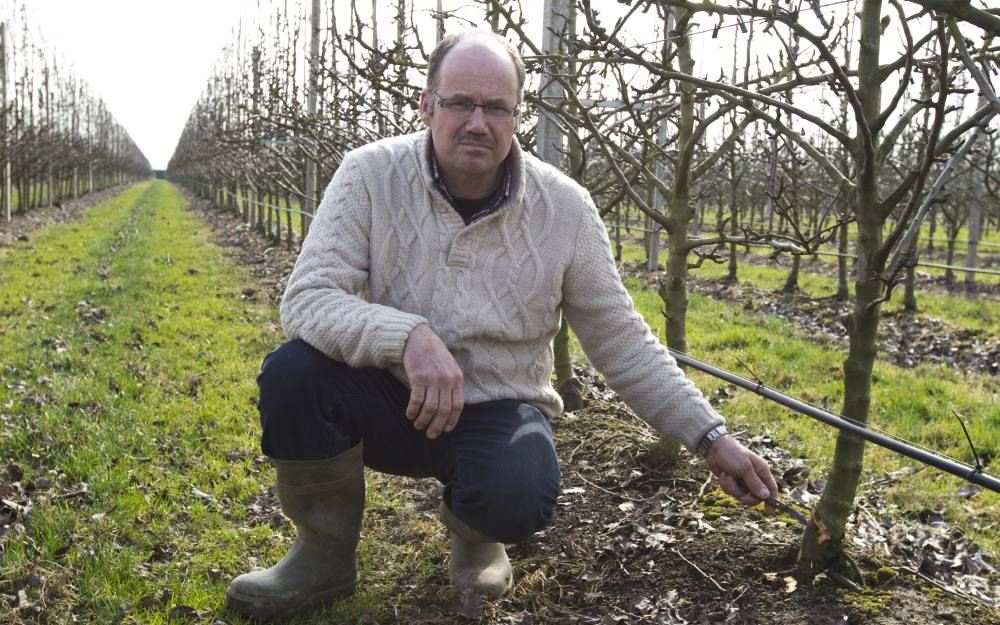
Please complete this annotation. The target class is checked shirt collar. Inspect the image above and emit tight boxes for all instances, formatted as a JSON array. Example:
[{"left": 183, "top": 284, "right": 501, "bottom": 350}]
[{"left": 428, "top": 135, "right": 512, "bottom": 225}]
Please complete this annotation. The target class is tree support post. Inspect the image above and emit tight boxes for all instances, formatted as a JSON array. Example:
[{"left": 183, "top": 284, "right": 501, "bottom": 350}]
[{"left": 303, "top": 0, "right": 321, "bottom": 244}]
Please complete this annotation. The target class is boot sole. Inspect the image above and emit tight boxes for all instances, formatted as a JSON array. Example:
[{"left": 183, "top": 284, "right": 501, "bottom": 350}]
[{"left": 226, "top": 579, "right": 358, "bottom": 621}]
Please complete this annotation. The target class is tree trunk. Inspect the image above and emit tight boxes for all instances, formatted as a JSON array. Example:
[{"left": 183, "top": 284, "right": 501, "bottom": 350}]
[
  {"left": 944, "top": 236, "right": 956, "bottom": 284},
  {"left": 782, "top": 255, "right": 800, "bottom": 293},
  {"left": 651, "top": 6, "right": 691, "bottom": 462},
  {"left": 614, "top": 205, "right": 622, "bottom": 261},
  {"left": 903, "top": 264, "right": 917, "bottom": 311},
  {"left": 836, "top": 221, "right": 850, "bottom": 302},
  {"left": 964, "top": 195, "right": 982, "bottom": 291},
  {"left": 554, "top": 315, "right": 583, "bottom": 411},
  {"left": 926, "top": 210, "right": 936, "bottom": 252},
  {"left": 800, "top": 0, "right": 884, "bottom": 578}
]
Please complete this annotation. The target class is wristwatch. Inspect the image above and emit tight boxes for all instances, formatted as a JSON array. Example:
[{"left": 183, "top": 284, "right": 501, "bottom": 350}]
[{"left": 696, "top": 425, "right": 729, "bottom": 459}]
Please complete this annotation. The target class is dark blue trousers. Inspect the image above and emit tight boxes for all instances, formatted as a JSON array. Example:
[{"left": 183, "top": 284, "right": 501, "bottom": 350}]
[{"left": 256, "top": 339, "right": 560, "bottom": 544}]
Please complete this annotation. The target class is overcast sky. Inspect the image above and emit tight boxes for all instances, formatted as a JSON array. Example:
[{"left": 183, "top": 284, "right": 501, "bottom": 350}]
[{"left": 27, "top": 0, "right": 248, "bottom": 170}]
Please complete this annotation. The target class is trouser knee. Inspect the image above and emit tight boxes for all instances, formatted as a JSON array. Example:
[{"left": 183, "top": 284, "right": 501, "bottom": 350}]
[
  {"left": 450, "top": 405, "right": 561, "bottom": 544},
  {"left": 257, "top": 339, "right": 350, "bottom": 460},
  {"left": 466, "top": 482, "right": 558, "bottom": 545}
]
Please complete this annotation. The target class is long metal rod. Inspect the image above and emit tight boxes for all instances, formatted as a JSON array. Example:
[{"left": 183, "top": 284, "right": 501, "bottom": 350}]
[{"left": 669, "top": 348, "right": 1000, "bottom": 493}]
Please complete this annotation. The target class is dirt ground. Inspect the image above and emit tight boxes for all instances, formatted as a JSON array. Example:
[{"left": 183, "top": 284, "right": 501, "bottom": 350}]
[{"left": 190, "top": 195, "right": 998, "bottom": 625}]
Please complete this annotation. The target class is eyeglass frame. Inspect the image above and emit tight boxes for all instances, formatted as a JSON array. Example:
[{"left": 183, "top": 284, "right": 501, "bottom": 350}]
[{"left": 429, "top": 90, "right": 520, "bottom": 119}]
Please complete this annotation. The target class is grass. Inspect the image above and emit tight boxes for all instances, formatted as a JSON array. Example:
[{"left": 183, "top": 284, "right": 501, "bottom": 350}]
[
  {"left": 0, "top": 181, "right": 437, "bottom": 624},
  {"left": 614, "top": 238, "right": 999, "bottom": 333}
]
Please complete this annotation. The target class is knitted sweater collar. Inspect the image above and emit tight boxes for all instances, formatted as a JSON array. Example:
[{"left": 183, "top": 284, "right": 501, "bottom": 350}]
[{"left": 417, "top": 129, "right": 527, "bottom": 217}]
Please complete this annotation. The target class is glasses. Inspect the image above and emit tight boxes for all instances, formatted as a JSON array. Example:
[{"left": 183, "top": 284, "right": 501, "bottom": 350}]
[{"left": 430, "top": 90, "right": 519, "bottom": 119}]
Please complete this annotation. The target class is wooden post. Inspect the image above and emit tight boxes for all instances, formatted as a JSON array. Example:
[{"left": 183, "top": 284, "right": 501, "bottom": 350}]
[
  {"left": 44, "top": 65, "right": 53, "bottom": 206},
  {"left": 303, "top": 0, "right": 321, "bottom": 242},
  {"left": 0, "top": 21, "right": 8, "bottom": 222},
  {"left": 648, "top": 8, "right": 673, "bottom": 272},
  {"left": 394, "top": 0, "right": 405, "bottom": 119},
  {"left": 540, "top": 0, "right": 582, "bottom": 409},
  {"left": 965, "top": 95, "right": 988, "bottom": 290},
  {"left": 435, "top": 0, "right": 444, "bottom": 43},
  {"left": 251, "top": 46, "right": 261, "bottom": 228},
  {"left": 537, "top": 0, "right": 567, "bottom": 168}
]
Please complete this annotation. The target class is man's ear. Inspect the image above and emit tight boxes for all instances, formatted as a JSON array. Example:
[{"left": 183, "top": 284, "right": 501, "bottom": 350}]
[{"left": 419, "top": 90, "right": 433, "bottom": 127}]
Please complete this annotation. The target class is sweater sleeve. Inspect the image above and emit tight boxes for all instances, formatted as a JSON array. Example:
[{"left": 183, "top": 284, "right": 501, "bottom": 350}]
[
  {"left": 561, "top": 194, "right": 724, "bottom": 451},
  {"left": 279, "top": 155, "right": 428, "bottom": 368}
]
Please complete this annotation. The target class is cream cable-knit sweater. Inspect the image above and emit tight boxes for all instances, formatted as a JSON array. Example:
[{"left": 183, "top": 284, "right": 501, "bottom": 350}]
[{"left": 280, "top": 130, "right": 724, "bottom": 451}]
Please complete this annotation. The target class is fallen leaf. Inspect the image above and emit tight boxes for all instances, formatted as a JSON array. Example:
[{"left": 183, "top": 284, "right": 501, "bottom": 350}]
[
  {"left": 191, "top": 486, "right": 214, "bottom": 502},
  {"left": 6, "top": 463, "right": 23, "bottom": 481},
  {"left": 783, "top": 576, "right": 797, "bottom": 593},
  {"left": 167, "top": 605, "right": 199, "bottom": 621}
]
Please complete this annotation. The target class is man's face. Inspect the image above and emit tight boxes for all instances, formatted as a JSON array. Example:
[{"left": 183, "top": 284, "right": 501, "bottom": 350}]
[{"left": 419, "top": 39, "right": 520, "bottom": 194}]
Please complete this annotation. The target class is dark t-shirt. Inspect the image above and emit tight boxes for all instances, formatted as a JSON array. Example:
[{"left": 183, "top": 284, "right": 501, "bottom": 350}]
[{"left": 451, "top": 194, "right": 495, "bottom": 225}]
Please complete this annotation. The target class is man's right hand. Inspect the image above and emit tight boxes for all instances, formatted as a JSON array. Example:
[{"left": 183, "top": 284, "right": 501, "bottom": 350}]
[{"left": 402, "top": 324, "right": 465, "bottom": 439}]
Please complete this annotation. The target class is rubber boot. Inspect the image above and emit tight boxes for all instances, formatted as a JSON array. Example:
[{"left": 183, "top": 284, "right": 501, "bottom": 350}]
[
  {"left": 227, "top": 443, "right": 365, "bottom": 621},
  {"left": 439, "top": 501, "right": 513, "bottom": 598}
]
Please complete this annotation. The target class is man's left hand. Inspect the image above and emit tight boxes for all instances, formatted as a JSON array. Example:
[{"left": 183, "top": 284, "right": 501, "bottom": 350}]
[{"left": 705, "top": 435, "right": 779, "bottom": 509}]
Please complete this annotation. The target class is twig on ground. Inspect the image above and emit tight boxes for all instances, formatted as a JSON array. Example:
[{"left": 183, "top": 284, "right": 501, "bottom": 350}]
[
  {"left": 575, "top": 473, "right": 646, "bottom": 503},
  {"left": 672, "top": 547, "right": 727, "bottom": 592},
  {"left": 696, "top": 473, "right": 715, "bottom": 502},
  {"left": 826, "top": 569, "right": 861, "bottom": 591},
  {"left": 619, "top": 458, "right": 680, "bottom": 489},
  {"left": 897, "top": 566, "right": 980, "bottom": 605}
]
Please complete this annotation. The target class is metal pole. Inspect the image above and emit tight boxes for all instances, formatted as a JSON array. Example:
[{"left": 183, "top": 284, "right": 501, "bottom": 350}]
[{"left": 668, "top": 348, "right": 1000, "bottom": 494}]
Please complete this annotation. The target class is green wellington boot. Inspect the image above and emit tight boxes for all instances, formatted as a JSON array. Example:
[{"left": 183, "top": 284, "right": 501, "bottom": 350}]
[
  {"left": 439, "top": 501, "right": 513, "bottom": 598},
  {"left": 227, "top": 443, "right": 365, "bottom": 621}
]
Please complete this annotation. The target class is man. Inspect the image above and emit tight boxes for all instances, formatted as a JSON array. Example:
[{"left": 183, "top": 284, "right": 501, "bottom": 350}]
[{"left": 227, "top": 31, "right": 778, "bottom": 621}]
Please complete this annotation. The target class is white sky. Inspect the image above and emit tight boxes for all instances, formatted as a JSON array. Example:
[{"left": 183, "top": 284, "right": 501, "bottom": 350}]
[{"left": 26, "top": 0, "right": 248, "bottom": 169}]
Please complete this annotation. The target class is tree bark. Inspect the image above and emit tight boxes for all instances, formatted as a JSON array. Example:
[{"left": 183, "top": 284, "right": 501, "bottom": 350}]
[
  {"left": 783, "top": 255, "right": 801, "bottom": 293},
  {"left": 836, "top": 221, "right": 850, "bottom": 302},
  {"left": 800, "top": 0, "right": 884, "bottom": 577}
]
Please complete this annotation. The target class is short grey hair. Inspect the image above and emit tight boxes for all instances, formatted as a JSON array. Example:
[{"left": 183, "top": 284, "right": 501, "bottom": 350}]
[{"left": 426, "top": 31, "right": 526, "bottom": 99}]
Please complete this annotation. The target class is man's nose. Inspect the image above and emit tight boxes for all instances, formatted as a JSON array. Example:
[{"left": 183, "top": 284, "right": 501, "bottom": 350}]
[{"left": 464, "top": 106, "right": 489, "bottom": 132}]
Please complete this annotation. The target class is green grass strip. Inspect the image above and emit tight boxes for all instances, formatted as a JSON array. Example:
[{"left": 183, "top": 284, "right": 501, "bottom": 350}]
[
  {"left": 0, "top": 181, "right": 429, "bottom": 624},
  {"left": 615, "top": 240, "right": 999, "bottom": 333}
]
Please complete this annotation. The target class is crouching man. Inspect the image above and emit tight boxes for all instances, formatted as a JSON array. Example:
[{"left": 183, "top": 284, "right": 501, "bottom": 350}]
[{"left": 226, "top": 30, "right": 778, "bottom": 621}]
